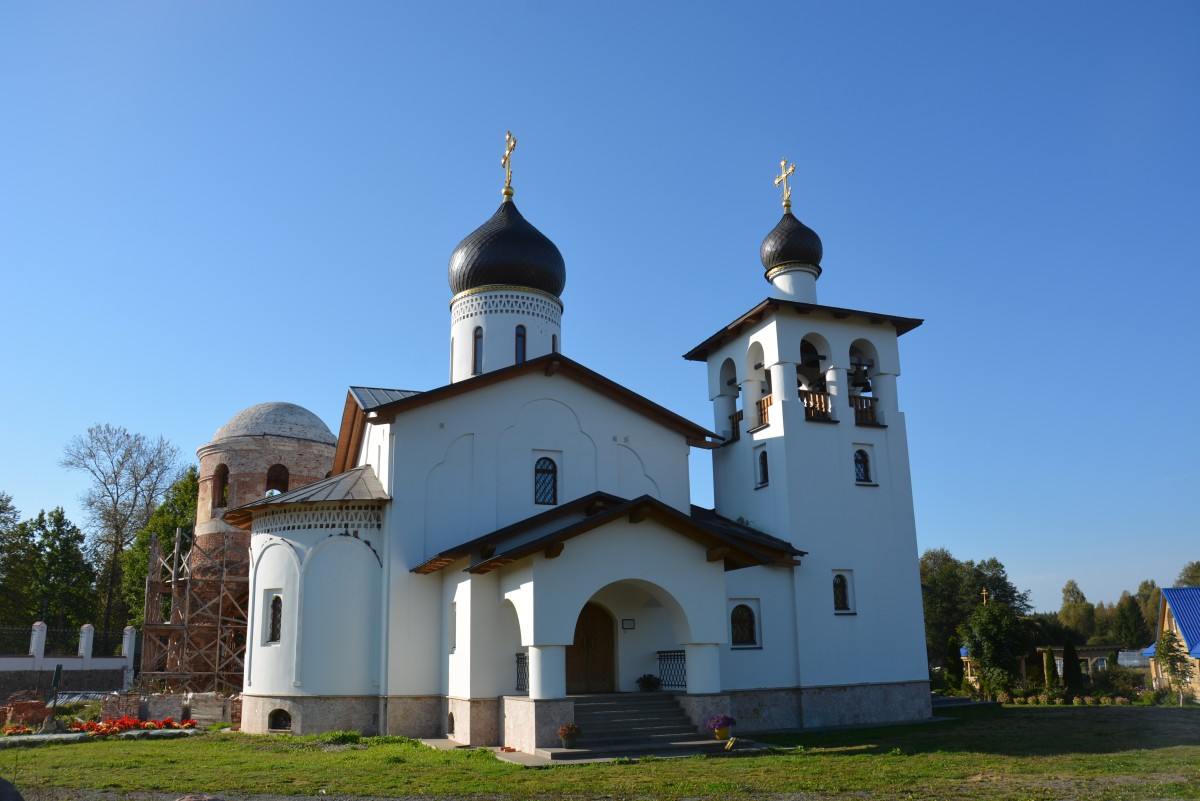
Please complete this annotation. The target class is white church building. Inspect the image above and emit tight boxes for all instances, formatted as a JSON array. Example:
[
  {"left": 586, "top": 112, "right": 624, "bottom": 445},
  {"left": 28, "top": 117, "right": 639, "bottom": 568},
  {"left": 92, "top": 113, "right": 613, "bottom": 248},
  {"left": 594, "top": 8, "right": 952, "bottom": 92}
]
[{"left": 222, "top": 154, "right": 931, "bottom": 752}]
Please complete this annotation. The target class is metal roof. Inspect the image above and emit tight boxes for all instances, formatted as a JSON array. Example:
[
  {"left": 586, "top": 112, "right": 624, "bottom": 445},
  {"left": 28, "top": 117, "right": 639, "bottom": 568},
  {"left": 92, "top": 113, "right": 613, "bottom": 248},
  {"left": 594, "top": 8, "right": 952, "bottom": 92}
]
[
  {"left": 349, "top": 386, "right": 423, "bottom": 412},
  {"left": 1161, "top": 587, "right": 1200, "bottom": 657},
  {"left": 223, "top": 464, "right": 389, "bottom": 528}
]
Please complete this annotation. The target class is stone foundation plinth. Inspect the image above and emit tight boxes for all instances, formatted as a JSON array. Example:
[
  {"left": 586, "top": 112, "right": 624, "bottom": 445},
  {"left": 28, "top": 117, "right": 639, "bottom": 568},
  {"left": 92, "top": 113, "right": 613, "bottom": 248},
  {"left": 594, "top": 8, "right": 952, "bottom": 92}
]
[
  {"left": 501, "top": 696, "right": 574, "bottom": 753},
  {"left": 383, "top": 695, "right": 443, "bottom": 738},
  {"left": 241, "top": 694, "right": 380, "bottom": 735},
  {"left": 799, "top": 680, "right": 931, "bottom": 728},
  {"left": 446, "top": 696, "right": 500, "bottom": 746}
]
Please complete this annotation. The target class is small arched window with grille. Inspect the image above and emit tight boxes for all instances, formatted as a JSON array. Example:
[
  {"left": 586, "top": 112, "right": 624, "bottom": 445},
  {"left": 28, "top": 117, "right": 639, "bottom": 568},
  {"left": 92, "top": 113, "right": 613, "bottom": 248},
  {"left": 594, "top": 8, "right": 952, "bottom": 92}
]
[
  {"left": 833, "top": 574, "right": 850, "bottom": 611},
  {"left": 266, "top": 464, "right": 289, "bottom": 495},
  {"left": 757, "top": 450, "right": 769, "bottom": 487},
  {"left": 268, "top": 595, "right": 282, "bottom": 643},
  {"left": 212, "top": 464, "right": 230, "bottom": 510},
  {"left": 534, "top": 457, "right": 558, "bottom": 505},
  {"left": 854, "top": 449, "right": 871, "bottom": 483},
  {"left": 473, "top": 327, "right": 484, "bottom": 375},
  {"left": 515, "top": 325, "right": 527, "bottom": 364},
  {"left": 731, "top": 604, "right": 757, "bottom": 647}
]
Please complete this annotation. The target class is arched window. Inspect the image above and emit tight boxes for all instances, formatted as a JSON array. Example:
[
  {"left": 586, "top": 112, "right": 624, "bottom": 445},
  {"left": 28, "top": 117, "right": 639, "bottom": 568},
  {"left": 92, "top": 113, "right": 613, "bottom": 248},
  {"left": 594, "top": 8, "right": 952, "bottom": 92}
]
[
  {"left": 833, "top": 574, "right": 850, "bottom": 611},
  {"left": 731, "top": 604, "right": 757, "bottom": 646},
  {"left": 472, "top": 326, "right": 484, "bottom": 375},
  {"left": 515, "top": 325, "right": 527, "bottom": 364},
  {"left": 757, "top": 451, "right": 769, "bottom": 487},
  {"left": 212, "top": 464, "right": 229, "bottom": 510},
  {"left": 268, "top": 709, "right": 291, "bottom": 731},
  {"left": 854, "top": 449, "right": 871, "bottom": 483},
  {"left": 268, "top": 595, "right": 282, "bottom": 643},
  {"left": 551, "top": 334, "right": 558, "bottom": 354},
  {"left": 266, "top": 464, "right": 289, "bottom": 495},
  {"left": 534, "top": 457, "right": 558, "bottom": 505}
]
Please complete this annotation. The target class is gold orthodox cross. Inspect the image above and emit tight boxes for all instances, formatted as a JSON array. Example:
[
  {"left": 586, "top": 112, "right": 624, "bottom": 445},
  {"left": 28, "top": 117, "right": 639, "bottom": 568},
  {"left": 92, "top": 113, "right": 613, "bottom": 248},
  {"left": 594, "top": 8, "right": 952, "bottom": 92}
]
[
  {"left": 774, "top": 159, "right": 796, "bottom": 209},
  {"left": 981, "top": 588, "right": 989, "bottom": 606},
  {"left": 502, "top": 131, "right": 517, "bottom": 197}
]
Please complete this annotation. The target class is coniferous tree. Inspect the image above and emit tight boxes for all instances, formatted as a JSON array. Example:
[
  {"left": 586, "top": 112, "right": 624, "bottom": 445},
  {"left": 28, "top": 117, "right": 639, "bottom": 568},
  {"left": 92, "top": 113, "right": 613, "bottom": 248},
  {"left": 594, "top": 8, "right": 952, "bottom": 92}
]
[
  {"left": 1112, "top": 593, "right": 1151, "bottom": 649},
  {"left": 0, "top": 492, "right": 39, "bottom": 629},
  {"left": 26, "top": 508, "right": 95, "bottom": 631},
  {"left": 1043, "top": 646, "right": 1059, "bottom": 693},
  {"left": 1061, "top": 640, "right": 1084, "bottom": 696}
]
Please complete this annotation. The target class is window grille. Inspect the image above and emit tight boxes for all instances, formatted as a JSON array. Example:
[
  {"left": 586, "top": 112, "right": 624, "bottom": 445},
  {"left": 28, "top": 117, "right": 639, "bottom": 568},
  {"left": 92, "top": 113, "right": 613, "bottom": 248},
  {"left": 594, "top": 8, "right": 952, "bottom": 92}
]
[
  {"left": 515, "top": 652, "right": 529, "bottom": 694},
  {"left": 731, "top": 604, "right": 757, "bottom": 646},
  {"left": 854, "top": 449, "right": 871, "bottom": 483},
  {"left": 657, "top": 649, "right": 687, "bottom": 689},
  {"left": 833, "top": 574, "right": 850, "bottom": 611},
  {"left": 534, "top": 457, "right": 557, "bottom": 505},
  {"left": 268, "top": 596, "right": 282, "bottom": 643}
]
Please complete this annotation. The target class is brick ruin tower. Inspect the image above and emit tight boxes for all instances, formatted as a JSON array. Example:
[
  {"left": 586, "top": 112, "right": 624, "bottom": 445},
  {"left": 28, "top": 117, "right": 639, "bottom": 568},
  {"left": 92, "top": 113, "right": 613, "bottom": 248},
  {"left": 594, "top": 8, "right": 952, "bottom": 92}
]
[{"left": 141, "top": 402, "right": 336, "bottom": 693}]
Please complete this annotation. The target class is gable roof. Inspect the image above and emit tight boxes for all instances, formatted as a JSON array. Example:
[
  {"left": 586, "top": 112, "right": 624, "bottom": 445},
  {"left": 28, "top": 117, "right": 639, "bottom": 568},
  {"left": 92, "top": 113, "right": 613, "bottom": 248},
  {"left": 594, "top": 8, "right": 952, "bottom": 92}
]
[
  {"left": 683, "top": 297, "right": 924, "bottom": 362},
  {"left": 1158, "top": 587, "right": 1200, "bottom": 658},
  {"left": 411, "top": 491, "right": 803, "bottom": 576},
  {"left": 332, "top": 353, "right": 718, "bottom": 474},
  {"left": 223, "top": 464, "right": 389, "bottom": 529}
]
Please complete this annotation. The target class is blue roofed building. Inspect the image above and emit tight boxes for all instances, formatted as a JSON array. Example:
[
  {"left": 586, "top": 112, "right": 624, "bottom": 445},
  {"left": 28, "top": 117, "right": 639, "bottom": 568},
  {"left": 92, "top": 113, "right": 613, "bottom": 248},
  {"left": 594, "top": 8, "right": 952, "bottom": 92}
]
[{"left": 1144, "top": 586, "right": 1200, "bottom": 696}]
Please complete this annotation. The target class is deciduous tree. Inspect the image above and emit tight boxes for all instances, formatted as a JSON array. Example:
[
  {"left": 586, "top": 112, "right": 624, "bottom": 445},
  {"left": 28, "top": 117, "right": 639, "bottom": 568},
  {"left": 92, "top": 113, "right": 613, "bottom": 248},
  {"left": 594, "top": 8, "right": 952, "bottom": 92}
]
[
  {"left": 61, "top": 424, "right": 181, "bottom": 636},
  {"left": 1176, "top": 561, "right": 1200, "bottom": 588},
  {"left": 959, "top": 601, "right": 1029, "bottom": 700},
  {"left": 0, "top": 492, "right": 38, "bottom": 628},
  {"left": 1154, "top": 629, "right": 1196, "bottom": 707},
  {"left": 24, "top": 508, "right": 96, "bottom": 631},
  {"left": 1058, "top": 579, "right": 1095, "bottom": 640}
]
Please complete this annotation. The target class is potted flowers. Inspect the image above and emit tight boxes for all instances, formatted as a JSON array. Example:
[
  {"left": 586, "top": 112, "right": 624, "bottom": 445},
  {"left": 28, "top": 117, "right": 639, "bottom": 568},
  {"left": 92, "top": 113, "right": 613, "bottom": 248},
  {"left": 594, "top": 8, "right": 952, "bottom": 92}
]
[
  {"left": 705, "top": 713, "right": 736, "bottom": 740},
  {"left": 636, "top": 673, "right": 662, "bottom": 692},
  {"left": 557, "top": 722, "right": 581, "bottom": 748}
]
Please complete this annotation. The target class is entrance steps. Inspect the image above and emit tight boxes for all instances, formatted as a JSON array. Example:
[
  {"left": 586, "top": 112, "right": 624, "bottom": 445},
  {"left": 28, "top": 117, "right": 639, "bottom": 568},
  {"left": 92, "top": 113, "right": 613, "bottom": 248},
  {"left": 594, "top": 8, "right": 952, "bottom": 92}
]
[{"left": 536, "top": 693, "right": 737, "bottom": 760}]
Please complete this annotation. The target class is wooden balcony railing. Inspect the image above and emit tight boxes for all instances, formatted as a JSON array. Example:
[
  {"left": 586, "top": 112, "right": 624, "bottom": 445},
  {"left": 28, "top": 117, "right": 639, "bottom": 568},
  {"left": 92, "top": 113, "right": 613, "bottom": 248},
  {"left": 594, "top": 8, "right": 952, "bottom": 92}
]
[
  {"left": 851, "top": 395, "right": 877, "bottom": 425},
  {"left": 727, "top": 409, "right": 744, "bottom": 443},
  {"left": 755, "top": 394, "right": 773, "bottom": 427},
  {"left": 800, "top": 390, "right": 833, "bottom": 421}
]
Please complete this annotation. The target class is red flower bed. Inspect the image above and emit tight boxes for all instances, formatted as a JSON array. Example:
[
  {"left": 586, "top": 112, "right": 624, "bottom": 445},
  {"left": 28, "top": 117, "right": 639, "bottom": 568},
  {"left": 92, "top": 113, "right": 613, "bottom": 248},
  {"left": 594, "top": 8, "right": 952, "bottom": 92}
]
[{"left": 68, "top": 717, "right": 198, "bottom": 736}]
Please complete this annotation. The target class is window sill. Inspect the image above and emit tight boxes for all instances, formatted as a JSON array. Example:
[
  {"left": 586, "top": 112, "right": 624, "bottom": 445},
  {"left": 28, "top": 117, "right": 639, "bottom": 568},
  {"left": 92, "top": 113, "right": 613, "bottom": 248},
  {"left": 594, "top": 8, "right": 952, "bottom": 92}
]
[
  {"left": 747, "top": 423, "right": 770, "bottom": 434},
  {"left": 731, "top": 645, "right": 763, "bottom": 651},
  {"left": 834, "top": 611, "right": 858, "bottom": 616},
  {"left": 805, "top": 417, "right": 840, "bottom": 424},
  {"left": 855, "top": 481, "right": 878, "bottom": 487},
  {"left": 854, "top": 421, "right": 887, "bottom": 428},
  {"left": 754, "top": 482, "right": 768, "bottom": 490}
]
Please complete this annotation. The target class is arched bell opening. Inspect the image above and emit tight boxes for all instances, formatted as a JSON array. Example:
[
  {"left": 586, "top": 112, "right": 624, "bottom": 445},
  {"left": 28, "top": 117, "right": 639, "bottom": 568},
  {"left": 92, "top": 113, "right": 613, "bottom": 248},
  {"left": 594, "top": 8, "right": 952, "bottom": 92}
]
[
  {"left": 849, "top": 339, "right": 882, "bottom": 425},
  {"left": 798, "top": 334, "right": 833, "bottom": 421}
]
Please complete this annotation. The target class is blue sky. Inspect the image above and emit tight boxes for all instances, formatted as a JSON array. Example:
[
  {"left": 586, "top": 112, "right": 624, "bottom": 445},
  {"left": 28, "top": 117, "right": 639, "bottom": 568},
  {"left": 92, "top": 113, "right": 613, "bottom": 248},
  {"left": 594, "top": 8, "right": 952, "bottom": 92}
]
[{"left": 1, "top": 2, "right": 1196, "bottom": 612}]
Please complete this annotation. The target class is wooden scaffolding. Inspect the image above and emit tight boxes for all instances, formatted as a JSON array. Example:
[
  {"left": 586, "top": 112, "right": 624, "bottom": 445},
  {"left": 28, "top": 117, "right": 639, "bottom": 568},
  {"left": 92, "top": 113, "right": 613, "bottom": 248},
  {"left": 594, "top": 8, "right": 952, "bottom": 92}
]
[{"left": 140, "top": 527, "right": 249, "bottom": 693}]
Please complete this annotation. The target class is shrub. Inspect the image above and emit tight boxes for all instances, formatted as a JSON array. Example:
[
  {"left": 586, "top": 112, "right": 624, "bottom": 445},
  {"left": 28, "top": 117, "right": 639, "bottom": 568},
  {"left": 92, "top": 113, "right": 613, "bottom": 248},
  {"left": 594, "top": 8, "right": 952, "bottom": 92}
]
[
  {"left": 1083, "top": 696, "right": 1097, "bottom": 706},
  {"left": 1100, "top": 696, "right": 1113, "bottom": 705},
  {"left": 636, "top": 673, "right": 662, "bottom": 692},
  {"left": 1053, "top": 697, "right": 1067, "bottom": 705},
  {"left": 1072, "top": 697, "right": 1084, "bottom": 705},
  {"left": 321, "top": 730, "right": 361, "bottom": 745},
  {"left": 1115, "top": 696, "right": 1131, "bottom": 705},
  {"left": 996, "top": 692, "right": 1012, "bottom": 704},
  {"left": 1013, "top": 696, "right": 1027, "bottom": 705}
]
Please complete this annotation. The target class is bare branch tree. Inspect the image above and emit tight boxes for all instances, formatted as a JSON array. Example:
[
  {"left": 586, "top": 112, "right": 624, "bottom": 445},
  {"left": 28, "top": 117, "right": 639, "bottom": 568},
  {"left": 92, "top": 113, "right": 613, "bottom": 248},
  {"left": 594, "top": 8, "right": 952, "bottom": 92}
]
[{"left": 61, "top": 424, "right": 181, "bottom": 633}]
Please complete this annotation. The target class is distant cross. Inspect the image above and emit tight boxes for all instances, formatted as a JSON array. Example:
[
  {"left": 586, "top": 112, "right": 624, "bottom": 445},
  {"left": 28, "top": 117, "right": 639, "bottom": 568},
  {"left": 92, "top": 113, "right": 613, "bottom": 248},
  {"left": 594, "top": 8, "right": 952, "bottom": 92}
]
[
  {"left": 501, "top": 131, "right": 517, "bottom": 194},
  {"left": 774, "top": 158, "right": 796, "bottom": 208},
  {"left": 981, "top": 588, "right": 989, "bottom": 606}
]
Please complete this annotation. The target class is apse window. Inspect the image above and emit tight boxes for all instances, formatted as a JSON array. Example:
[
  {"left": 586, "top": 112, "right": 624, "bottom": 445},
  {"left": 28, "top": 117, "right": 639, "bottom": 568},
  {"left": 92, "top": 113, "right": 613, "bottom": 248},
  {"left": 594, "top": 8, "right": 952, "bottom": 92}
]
[
  {"left": 472, "top": 326, "right": 484, "bottom": 375},
  {"left": 534, "top": 456, "right": 558, "bottom": 505},
  {"left": 730, "top": 600, "right": 760, "bottom": 648},
  {"left": 833, "top": 571, "right": 855, "bottom": 614},
  {"left": 853, "top": 446, "right": 874, "bottom": 485},
  {"left": 266, "top": 592, "right": 283, "bottom": 644},
  {"left": 515, "top": 325, "right": 527, "bottom": 364}
]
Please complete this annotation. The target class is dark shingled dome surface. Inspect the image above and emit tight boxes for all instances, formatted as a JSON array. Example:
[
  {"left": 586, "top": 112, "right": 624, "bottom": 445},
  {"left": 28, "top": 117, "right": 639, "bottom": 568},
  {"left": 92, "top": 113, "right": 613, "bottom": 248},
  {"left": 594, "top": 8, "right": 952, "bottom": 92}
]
[
  {"left": 760, "top": 211, "right": 823, "bottom": 275},
  {"left": 448, "top": 201, "right": 566, "bottom": 296}
]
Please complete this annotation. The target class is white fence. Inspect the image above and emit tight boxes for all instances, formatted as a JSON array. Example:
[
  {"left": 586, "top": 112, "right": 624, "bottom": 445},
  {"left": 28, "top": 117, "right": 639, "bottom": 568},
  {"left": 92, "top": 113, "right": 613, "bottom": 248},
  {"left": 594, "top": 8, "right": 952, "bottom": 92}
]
[{"left": 0, "top": 623, "right": 137, "bottom": 692}]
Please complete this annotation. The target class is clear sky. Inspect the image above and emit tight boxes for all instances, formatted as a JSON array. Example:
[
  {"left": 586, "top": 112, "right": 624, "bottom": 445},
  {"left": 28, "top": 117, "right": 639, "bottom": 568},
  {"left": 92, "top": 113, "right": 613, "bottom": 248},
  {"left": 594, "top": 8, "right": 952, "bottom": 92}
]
[{"left": 1, "top": 2, "right": 1196, "bottom": 613}]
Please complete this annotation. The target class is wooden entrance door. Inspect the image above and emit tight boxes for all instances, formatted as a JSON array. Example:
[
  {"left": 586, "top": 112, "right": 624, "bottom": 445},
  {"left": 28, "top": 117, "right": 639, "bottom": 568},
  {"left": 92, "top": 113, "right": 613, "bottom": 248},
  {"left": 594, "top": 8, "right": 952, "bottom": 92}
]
[{"left": 565, "top": 602, "right": 616, "bottom": 694}]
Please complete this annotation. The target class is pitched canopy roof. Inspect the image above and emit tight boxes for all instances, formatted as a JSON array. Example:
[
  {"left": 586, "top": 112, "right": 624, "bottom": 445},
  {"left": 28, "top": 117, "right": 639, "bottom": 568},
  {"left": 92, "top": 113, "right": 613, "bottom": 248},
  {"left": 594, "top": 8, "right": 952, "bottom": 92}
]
[
  {"left": 332, "top": 353, "right": 719, "bottom": 475},
  {"left": 1145, "top": 587, "right": 1200, "bottom": 658},
  {"left": 412, "top": 491, "right": 803, "bottom": 576},
  {"left": 223, "top": 464, "right": 389, "bottom": 529},
  {"left": 683, "top": 297, "right": 924, "bottom": 362}
]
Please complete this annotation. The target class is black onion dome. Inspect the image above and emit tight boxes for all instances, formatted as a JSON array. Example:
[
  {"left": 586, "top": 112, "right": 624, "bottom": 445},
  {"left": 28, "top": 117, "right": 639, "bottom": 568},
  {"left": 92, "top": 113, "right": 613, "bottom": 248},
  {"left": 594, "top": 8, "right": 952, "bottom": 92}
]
[
  {"left": 448, "top": 201, "right": 566, "bottom": 296},
  {"left": 760, "top": 211, "right": 823, "bottom": 276}
]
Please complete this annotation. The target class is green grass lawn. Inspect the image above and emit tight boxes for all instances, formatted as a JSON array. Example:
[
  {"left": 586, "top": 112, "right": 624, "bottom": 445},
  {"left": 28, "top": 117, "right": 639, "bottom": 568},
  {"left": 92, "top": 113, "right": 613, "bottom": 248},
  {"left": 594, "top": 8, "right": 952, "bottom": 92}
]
[{"left": 2, "top": 706, "right": 1198, "bottom": 800}]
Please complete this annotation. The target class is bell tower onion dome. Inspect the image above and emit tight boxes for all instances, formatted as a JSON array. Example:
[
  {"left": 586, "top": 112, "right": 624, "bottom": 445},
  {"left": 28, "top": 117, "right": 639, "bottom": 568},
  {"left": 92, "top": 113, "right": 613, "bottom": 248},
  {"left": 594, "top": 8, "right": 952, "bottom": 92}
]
[{"left": 761, "top": 158, "right": 823, "bottom": 302}]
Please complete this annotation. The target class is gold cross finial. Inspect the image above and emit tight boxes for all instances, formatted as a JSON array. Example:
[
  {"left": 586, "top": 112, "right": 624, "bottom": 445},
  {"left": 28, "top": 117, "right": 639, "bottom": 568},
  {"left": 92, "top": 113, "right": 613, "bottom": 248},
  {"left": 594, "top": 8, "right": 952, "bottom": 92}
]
[
  {"left": 501, "top": 131, "right": 517, "bottom": 200},
  {"left": 774, "top": 158, "right": 796, "bottom": 211},
  {"left": 981, "top": 588, "right": 989, "bottom": 605}
]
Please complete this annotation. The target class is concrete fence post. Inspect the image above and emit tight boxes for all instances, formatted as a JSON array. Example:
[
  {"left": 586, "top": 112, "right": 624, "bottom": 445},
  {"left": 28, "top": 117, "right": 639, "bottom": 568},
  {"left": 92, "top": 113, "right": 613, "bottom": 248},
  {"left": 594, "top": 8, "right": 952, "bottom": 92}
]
[
  {"left": 121, "top": 626, "right": 137, "bottom": 691},
  {"left": 79, "top": 623, "right": 95, "bottom": 662},
  {"left": 30, "top": 622, "right": 47, "bottom": 668}
]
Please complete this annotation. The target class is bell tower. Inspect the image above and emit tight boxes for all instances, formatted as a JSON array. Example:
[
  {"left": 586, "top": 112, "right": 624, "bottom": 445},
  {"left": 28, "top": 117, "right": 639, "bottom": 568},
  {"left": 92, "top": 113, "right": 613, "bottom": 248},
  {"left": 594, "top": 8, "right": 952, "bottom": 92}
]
[{"left": 684, "top": 160, "right": 931, "bottom": 716}]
